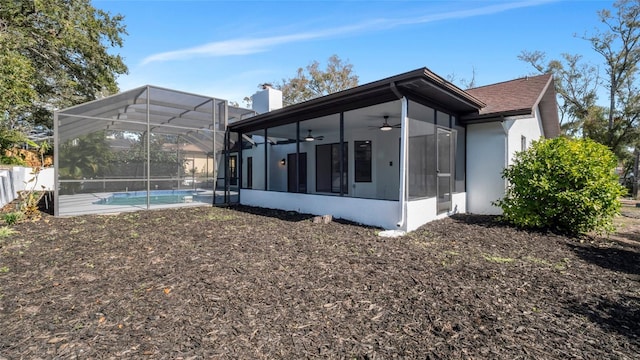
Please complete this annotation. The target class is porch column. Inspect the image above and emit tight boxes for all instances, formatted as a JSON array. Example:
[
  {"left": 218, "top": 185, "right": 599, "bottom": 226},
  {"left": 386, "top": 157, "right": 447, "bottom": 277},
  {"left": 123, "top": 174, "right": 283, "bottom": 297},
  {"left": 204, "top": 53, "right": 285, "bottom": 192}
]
[{"left": 339, "top": 112, "right": 344, "bottom": 196}]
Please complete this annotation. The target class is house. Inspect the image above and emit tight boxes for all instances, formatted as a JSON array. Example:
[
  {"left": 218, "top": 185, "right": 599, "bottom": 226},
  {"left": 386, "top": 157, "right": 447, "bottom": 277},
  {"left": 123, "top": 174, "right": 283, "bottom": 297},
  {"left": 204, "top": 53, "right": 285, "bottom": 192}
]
[{"left": 224, "top": 68, "right": 560, "bottom": 232}]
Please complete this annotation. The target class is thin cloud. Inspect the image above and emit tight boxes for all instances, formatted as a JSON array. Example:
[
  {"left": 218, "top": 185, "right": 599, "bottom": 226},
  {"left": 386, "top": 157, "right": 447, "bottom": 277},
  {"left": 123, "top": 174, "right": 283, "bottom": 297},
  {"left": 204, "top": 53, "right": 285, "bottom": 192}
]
[
  {"left": 391, "top": 0, "right": 558, "bottom": 26},
  {"left": 141, "top": 0, "right": 555, "bottom": 65}
]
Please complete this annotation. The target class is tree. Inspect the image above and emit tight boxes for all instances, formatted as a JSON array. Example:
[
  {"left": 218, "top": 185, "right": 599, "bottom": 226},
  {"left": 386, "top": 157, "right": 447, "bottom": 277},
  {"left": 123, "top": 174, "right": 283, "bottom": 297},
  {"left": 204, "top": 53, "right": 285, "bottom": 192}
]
[
  {"left": 275, "top": 55, "right": 359, "bottom": 106},
  {"left": 587, "top": 0, "right": 640, "bottom": 146},
  {"left": 0, "top": 0, "right": 128, "bottom": 128},
  {"left": 518, "top": 51, "right": 602, "bottom": 137},
  {"left": 446, "top": 67, "right": 478, "bottom": 89},
  {"left": 520, "top": 0, "right": 640, "bottom": 157},
  {"left": 0, "top": 127, "right": 36, "bottom": 165},
  {"left": 495, "top": 137, "right": 626, "bottom": 235},
  {"left": 520, "top": 0, "right": 640, "bottom": 197},
  {"left": 58, "top": 132, "right": 112, "bottom": 180}
]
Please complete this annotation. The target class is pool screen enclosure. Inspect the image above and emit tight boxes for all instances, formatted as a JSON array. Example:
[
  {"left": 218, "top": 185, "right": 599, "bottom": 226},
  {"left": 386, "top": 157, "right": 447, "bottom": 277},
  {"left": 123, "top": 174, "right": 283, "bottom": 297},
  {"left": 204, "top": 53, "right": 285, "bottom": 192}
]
[{"left": 54, "top": 85, "right": 255, "bottom": 216}]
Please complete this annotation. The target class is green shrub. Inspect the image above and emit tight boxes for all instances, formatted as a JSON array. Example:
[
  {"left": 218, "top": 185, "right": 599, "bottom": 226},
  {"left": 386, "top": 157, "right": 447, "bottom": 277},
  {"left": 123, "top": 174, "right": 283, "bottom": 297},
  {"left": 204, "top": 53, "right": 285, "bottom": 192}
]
[
  {"left": 494, "top": 137, "right": 626, "bottom": 235},
  {"left": 2, "top": 212, "right": 23, "bottom": 226}
]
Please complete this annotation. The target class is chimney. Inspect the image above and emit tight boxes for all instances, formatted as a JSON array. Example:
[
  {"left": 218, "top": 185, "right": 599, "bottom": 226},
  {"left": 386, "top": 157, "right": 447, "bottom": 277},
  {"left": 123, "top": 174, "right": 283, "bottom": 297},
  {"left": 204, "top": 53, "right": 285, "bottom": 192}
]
[{"left": 251, "top": 84, "right": 283, "bottom": 114}]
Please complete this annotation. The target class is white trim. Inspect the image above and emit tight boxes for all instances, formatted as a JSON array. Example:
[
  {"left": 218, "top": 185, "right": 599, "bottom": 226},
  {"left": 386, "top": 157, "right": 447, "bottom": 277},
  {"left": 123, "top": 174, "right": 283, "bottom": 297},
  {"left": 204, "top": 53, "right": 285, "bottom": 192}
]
[
  {"left": 241, "top": 189, "right": 400, "bottom": 229},
  {"left": 240, "top": 189, "right": 467, "bottom": 232}
]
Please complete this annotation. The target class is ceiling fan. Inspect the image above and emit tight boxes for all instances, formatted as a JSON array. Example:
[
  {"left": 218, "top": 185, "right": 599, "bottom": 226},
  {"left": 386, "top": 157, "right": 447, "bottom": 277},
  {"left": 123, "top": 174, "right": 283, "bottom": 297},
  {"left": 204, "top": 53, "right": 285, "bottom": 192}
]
[
  {"left": 369, "top": 115, "right": 400, "bottom": 131},
  {"left": 303, "top": 129, "right": 324, "bottom": 141}
]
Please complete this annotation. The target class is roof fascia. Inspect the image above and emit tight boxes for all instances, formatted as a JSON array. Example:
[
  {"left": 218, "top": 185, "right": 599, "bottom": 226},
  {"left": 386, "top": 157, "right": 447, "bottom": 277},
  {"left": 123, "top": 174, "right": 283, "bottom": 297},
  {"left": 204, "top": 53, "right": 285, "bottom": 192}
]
[
  {"left": 416, "top": 68, "right": 486, "bottom": 108},
  {"left": 460, "top": 108, "right": 532, "bottom": 123},
  {"left": 533, "top": 75, "right": 553, "bottom": 109},
  {"left": 228, "top": 84, "right": 397, "bottom": 132}
]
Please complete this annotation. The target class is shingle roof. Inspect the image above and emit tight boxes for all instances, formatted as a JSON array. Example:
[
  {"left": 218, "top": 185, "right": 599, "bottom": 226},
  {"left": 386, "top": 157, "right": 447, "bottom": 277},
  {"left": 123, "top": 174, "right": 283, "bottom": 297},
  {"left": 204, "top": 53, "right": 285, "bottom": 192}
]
[{"left": 465, "top": 73, "right": 553, "bottom": 117}]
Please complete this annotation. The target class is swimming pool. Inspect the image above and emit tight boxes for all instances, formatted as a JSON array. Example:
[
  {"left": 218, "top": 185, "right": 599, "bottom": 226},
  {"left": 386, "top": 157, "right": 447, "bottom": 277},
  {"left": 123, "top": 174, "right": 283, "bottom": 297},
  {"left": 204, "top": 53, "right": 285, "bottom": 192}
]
[{"left": 94, "top": 190, "right": 212, "bottom": 206}]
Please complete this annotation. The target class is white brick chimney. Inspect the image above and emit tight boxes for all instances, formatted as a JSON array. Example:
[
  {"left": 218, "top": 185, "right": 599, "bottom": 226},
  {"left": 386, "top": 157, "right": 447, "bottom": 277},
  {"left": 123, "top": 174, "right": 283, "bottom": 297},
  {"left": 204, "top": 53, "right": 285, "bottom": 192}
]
[{"left": 251, "top": 83, "right": 283, "bottom": 114}]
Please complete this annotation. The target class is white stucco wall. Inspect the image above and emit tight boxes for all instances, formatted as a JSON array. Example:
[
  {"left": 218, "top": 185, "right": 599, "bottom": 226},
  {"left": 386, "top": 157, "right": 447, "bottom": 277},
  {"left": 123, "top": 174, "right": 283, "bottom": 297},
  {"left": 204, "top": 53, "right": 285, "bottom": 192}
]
[
  {"left": 372, "top": 131, "right": 400, "bottom": 200},
  {"left": 242, "top": 144, "right": 266, "bottom": 190},
  {"left": 466, "top": 112, "right": 545, "bottom": 215},
  {"left": 240, "top": 189, "right": 400, "bottom": 229},
  {"left": 466, "top": 122, "right": 506, "bottom": 215},
  {"left": 242, "top": 129, "right": 400, "bottom": 200},
  {"left": 267, "top": 143, "right": 295, "bottom": 192},
  {"left": 405, "top": 192, "right": 466, "bottom": 231},
  {"left": 506, "top": 107, "right": 544, "bottom": 166}
]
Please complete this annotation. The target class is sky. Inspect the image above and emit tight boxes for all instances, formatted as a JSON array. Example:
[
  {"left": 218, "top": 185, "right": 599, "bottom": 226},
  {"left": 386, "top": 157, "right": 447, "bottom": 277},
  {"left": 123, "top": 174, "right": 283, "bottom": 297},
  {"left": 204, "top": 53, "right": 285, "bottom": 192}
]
[{"left": 95, "top": 0, "right": 614, "bottom": 106}]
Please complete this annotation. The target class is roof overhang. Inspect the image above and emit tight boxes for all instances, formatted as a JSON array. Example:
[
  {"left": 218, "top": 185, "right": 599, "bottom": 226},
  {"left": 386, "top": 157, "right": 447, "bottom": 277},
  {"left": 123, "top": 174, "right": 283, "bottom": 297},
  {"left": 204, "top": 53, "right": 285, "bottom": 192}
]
[
  {"left": 460, "top": 108, "right": 533, "bottom": 123},
  {"left": 228, "top": 68, "right": 485, "bottom": 133}
]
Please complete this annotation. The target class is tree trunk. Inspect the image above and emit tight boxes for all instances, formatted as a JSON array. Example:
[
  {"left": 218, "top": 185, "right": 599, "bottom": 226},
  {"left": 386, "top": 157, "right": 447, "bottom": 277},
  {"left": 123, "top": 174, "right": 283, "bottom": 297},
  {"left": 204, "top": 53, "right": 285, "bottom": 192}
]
[
  {"left": 608, "top": 75, "right": 616, "bottom": 148},
  {"left": 633, "top": 147, "right": 639, "bottom": 199}
]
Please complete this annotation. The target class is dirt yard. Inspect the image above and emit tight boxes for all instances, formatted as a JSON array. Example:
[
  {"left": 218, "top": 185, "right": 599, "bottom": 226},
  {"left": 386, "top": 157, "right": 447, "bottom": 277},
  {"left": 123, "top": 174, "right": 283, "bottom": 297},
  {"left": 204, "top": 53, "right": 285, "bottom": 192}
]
[{"left": 0, "top": 204, "right": 638, "bottom": 359}]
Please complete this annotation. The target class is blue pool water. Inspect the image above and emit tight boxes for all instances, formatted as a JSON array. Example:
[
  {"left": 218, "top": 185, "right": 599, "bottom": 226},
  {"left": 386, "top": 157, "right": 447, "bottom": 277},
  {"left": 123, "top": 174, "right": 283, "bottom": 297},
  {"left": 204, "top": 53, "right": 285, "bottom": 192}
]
[{"left": 94, "top": 190, "right": 211, "bottom": 206}]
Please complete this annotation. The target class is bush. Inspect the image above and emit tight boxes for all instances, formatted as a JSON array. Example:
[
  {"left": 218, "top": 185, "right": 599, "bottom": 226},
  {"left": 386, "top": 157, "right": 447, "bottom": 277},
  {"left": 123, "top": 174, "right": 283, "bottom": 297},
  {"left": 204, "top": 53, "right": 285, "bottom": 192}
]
[{"left": 494, "top": 137, "right": 626, "bottom": 235}]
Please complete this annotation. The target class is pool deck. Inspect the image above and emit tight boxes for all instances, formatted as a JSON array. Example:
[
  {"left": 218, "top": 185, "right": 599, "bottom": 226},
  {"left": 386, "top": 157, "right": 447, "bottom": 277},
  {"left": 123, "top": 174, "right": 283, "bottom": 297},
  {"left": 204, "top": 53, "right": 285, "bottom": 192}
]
[{"left": 57, "top": 190, "right": 237, "bottom": 216}]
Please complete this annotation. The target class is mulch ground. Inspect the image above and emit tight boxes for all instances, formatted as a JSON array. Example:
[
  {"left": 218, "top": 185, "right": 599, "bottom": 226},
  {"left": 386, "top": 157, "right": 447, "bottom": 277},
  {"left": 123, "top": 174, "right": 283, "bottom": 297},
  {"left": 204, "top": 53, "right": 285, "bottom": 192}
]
[{"left": 0, "top": 205, "right": 639, "bottom": 359}]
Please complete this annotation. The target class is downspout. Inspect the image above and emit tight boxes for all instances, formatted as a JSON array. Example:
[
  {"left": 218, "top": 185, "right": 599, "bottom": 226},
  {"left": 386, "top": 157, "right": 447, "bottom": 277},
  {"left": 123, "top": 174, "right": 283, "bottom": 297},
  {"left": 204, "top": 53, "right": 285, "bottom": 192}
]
[
  {"left": 500, "top": 117, "right": 513, "bottom": 194},
  {"left": 212, "top": 100, "right": 216, "bottom": 204},
  {"left": 390, "top": 82, "right": 408, "bottom": 229},
  {"left": 53, "top": 111, "right": 59, "bottom": 216},
  {"left": 146, "top": 86, "right": 151, "bottom": 210},
  {"left": 397, "top": 97, "right": 408, "bottom": 229}
]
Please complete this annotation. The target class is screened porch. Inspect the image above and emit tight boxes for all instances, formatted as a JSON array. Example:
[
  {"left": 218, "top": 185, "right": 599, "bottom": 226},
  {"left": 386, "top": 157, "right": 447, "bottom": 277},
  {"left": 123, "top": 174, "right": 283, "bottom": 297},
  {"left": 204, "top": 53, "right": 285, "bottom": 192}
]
[{"left": 228, "top": 97, "right": 467, "bottom": 230}]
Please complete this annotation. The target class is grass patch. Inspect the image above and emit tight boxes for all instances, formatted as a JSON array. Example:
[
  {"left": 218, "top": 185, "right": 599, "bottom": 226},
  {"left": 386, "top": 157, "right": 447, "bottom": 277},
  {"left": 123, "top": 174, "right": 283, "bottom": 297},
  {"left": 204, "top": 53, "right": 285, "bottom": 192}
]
[
  {"left": 207, "top": 211, "right": 237, "bottom": 221},
  {"left": 523, "top": 256, "right": 551, "bottom": 266},
  {"left": 554, "top": 258, "right": 570, "bottom": 271},
  {"left": 0, "top": 226, "right": 17, "bottom": 238},
  {"left": 483, "top": 254, "right": 516, "bottom": 263}
]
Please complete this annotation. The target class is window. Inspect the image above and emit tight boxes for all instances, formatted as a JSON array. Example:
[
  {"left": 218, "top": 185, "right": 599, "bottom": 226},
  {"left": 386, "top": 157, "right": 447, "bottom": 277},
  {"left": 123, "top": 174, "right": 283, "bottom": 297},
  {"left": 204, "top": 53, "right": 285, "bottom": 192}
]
[
  {"left": 316, "top": 143, "right": 348, "bottom": 193},
  {"left": 229, "top": 155, "right": 237, "bottom": 186},
  {"left": 453, "top": 116, "right": 465, "bottom": 193},
  {"left": 246, "top": 157, "right": 252, "bottom": 189},
  {"left": 521, "top": 136, "right": 527, "bottom": 152},
  {"left": 354, "top": 141, "right": 372, "bottom": 182}
]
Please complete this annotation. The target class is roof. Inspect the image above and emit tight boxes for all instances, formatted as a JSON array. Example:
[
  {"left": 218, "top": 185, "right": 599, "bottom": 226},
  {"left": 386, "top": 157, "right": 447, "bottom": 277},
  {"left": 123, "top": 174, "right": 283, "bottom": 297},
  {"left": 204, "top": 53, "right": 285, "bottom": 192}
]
[
  {"left": 56, "top": 85, "right": 256, "bottom": 153},
  {"left": 465, "top": 74, "right": 551, "bottom": 117},
  {"left": 228, "top": 67, "right": 486, "bottom": 132},
  {"left": 228, "top": 68, "right": 560, "bottom": 138},
  {"left": 464, "top": 73, "right": 560, "bottom": 137}
]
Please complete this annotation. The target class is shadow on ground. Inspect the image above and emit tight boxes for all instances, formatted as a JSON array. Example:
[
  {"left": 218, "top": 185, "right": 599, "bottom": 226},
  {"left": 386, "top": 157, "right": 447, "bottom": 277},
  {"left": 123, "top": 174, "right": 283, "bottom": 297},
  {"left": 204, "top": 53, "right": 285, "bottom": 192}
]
[
  {"left": 566, "top": 294, "right": 640, "bottom": 342},
  {"left": 567, "top": 243, "right": 640, "bottom": 276}
]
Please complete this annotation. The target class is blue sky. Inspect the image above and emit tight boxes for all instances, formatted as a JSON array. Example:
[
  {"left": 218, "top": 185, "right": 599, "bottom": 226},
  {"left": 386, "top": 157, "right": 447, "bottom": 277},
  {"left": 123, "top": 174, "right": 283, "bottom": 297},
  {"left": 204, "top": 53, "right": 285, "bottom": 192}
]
[{"left": 96, "top": 0, "right": 612, "bottom": 106}]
